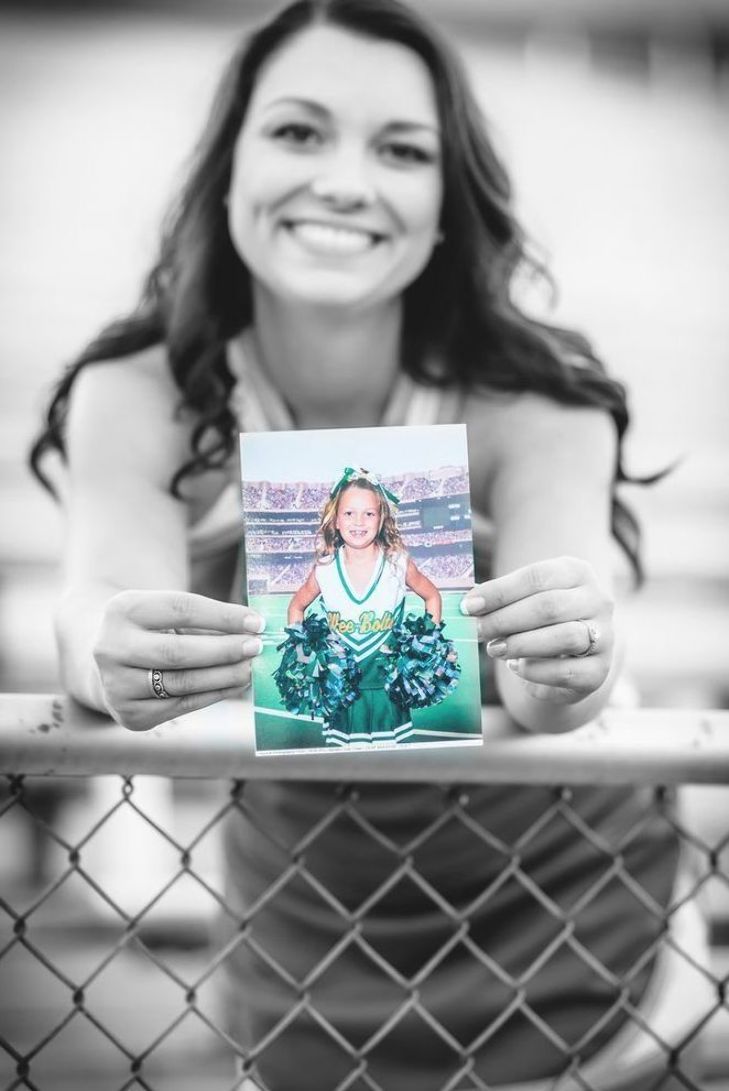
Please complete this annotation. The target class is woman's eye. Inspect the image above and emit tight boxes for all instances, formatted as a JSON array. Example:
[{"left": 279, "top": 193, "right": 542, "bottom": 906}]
[
  {"left": 271, "top": 122, "right": 322, "bottom": 148},
  {"left": 381, "top": 141, "right": 436, "bottom": 166}
]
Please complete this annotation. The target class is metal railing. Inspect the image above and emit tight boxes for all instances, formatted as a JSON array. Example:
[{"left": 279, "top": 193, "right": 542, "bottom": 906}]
[{"left": 1, "top": 695, "right": 728, "bottom": 1091}]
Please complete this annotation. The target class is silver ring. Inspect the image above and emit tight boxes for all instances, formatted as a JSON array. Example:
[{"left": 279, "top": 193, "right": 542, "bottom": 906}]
[
  {"left": 575, "top": 621, "right": 599, "bottom": 657},
  {"left": 148, "top": 668, "right": 170, "bottom": 699}
]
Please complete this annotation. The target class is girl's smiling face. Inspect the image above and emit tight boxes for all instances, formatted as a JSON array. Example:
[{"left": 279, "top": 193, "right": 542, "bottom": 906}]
[
  {"left": 227, "top": 24, "right": 443, "bottom": 311},
  {"left": 335, "top": 485, "right": 382, "bottom": 550}
]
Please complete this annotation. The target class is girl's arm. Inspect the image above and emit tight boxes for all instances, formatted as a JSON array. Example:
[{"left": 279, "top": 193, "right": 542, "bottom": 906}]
[
  {"left": 287, "top": 568, "right": 322, "bottom": 624},
  {"left": 56, "top": 347, "right": 264, "bottom": 731},
  {"left": 462, "top": 393, "right": 620, "bottom": 734},
  {"left": 405, "top": 559, "right": 442, "bottom": 623}
]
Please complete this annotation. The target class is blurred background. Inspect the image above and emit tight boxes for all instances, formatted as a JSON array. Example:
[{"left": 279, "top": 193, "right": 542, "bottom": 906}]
[
  {"left": 1, "top": 3, "right": 728, "bottom": 1089},
  {"left": 1, "top": 0, "right": 728, "bottom": 706}
]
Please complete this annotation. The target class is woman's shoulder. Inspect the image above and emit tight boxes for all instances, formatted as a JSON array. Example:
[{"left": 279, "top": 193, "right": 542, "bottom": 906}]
[
  {"left": 461, "top": 388, "right": 616, "bottom": 496},
  {"left": 66, "top": 343, "right": 191, "bottom": 482},
  {"left": 462, "top": 385, "right": 614, "bottom": 436},
  {"left": 70, "top": 343, "right": 178, "bottom": 409}
]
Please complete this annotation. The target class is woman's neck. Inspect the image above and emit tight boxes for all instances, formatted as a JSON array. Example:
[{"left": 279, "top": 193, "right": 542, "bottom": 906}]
[{"left": 248, "top": 292, "right": 403, "bottom": 428}]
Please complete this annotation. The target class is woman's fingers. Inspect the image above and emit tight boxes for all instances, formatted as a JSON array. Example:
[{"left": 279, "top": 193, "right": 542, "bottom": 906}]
[
  {"left": 466, "top": 587, "right": 596, "bottom": 644},
  {"left": 109, "top": 589, "right": 265, "bottom": 635},
  {"left": 486, "top": 619, "right": 610, "bottom": 661},
  {"left": 113, "top": 661, "right": 255, "bottom": 701},
  {"left": 100, "top": 631, "right": 263, "bottom": 671},
  {"left": 460, "top": 560, "right": 613, "bottom": 659},
  {"left": 458, "top": 558, "right": 616, "bottom": 704},
  {"left": 460, "top": 557, "right": 589, "bottom": 616},
  {"left": 96, "top": 590, "right": 266, "bottom": 674},
  {"left": 93, "top": 589, "right": 267, "bottom": 732},
  {"left": 121, "top": 685, "right": 250, "bottom": 732},
  {"left": 504, "top": 654, "right": 609, "bottom": 699}
]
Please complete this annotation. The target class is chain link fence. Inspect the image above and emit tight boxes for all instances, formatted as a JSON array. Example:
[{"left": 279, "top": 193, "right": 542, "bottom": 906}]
[{"left": 1, "top": 697, "right": 728, "bottom": 1091}]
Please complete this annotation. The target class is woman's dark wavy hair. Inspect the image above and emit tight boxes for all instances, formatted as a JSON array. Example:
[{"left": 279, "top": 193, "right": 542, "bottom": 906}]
[{"left": 29, "top": 0, "right": 653, "bottom": 580}]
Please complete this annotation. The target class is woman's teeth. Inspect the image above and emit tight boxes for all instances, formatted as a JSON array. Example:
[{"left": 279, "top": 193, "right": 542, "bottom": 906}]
[{"left": 288, "top": 222, "right": 377, "bottom": 254}]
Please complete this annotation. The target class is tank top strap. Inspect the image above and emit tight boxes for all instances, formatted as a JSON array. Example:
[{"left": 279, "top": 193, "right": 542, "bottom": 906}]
[
  {"left": 388, "top": 375, "right": 464, "bottom": 428},
  {"left": 228, "top": 334, "right": 294, "bottom": 433}
]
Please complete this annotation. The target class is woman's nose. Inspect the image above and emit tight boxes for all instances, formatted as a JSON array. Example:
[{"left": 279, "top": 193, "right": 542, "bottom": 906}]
[{"left": 309, "top": 149, "right": 375, "bottom": 210}]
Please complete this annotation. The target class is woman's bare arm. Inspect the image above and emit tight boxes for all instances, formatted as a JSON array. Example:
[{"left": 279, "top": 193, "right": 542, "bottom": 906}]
[
  {"left": 57, "top": 348, "right": 263, "bottom": 729},
  {"left": 463, "top": 392, "right": 621, "bottom": 733}
]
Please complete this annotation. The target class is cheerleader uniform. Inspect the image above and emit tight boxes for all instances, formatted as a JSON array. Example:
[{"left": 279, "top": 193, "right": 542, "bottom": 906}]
[
  {"left": 188, "top": 336, "right": 697, "bottom": 1091},
  {"left": 313, "top": 548, "right": 410, "bottom": 748}
]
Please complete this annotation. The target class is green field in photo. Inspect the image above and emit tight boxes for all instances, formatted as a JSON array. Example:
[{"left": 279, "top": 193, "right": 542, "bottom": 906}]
[{"left": 250, "top": 590, "right": 483, "bottom": 753}]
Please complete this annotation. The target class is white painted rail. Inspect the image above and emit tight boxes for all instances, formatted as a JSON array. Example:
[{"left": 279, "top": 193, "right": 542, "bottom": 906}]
[{"left": 1, "top": 694, "right": 727, "bottom": 784}]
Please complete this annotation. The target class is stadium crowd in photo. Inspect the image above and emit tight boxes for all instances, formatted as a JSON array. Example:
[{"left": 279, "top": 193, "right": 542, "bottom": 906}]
[{"left": 244, "top": 466, "right": 474, "bottom": 595}]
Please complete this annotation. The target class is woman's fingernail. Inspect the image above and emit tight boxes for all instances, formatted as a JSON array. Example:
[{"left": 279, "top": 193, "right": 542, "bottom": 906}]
[
  {"left": 243, "top": 614, "right": 266, "bottom": 634},
  {"left": 506, "top": 658, "right": 520, "bottom": 673},
  {"left": 486, "top": 639, "right": 507, "bottom": 658},
  {"left": 243, "top": 637, "right": 263, "bottom": 657},
  {"left": 460, "top": 596, "right": 486, "bottom": 616}
]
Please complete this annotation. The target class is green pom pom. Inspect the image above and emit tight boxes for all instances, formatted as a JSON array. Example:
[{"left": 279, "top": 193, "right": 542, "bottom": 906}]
[
  {"left": 379, "top": 612, "right": 460, "bottom": 710},
  {"left": 273, "top": 614, "right": 361, "bottom": 719}
]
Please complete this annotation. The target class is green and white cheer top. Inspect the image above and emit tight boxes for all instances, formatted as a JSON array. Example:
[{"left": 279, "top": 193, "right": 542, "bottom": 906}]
[{"left": 313, "top": 547, "right": 407, "bottom": 664}]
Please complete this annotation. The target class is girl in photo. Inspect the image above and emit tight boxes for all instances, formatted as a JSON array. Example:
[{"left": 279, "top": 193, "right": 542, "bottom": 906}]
[{"left": 283, "top": 466, "right": 445, "bottom": 747}]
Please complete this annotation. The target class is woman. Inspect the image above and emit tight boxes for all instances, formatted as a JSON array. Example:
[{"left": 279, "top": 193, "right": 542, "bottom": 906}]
[{"left": 30, "top": 1, "right": 686, "bottom": 1087}]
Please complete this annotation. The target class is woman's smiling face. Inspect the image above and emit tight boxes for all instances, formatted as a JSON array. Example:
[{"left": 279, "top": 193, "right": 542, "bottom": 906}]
[{"left": 227, "top": 24, "right": 443, "bottom": 312}]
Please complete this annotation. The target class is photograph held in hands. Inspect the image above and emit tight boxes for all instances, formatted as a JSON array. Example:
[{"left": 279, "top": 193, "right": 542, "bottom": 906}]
[{"left": 240, "top": 423, "right": 482, "bottom": 755}]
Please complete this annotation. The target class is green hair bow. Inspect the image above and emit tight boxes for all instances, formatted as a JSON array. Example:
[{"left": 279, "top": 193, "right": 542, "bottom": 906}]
[{"left": 330, "top": 466, "right": 400, "bottom": 508}]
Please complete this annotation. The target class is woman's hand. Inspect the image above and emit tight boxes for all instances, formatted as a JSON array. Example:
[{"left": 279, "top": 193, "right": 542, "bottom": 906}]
[
  {"left": 460, "top": 556, "right": 614, "bottom": 706},
  {"left": 93, "top": 589, "right": 265, "bottom": 731}
]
